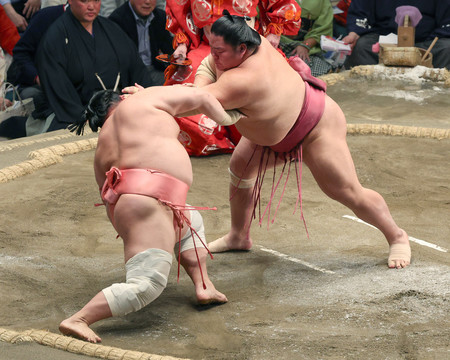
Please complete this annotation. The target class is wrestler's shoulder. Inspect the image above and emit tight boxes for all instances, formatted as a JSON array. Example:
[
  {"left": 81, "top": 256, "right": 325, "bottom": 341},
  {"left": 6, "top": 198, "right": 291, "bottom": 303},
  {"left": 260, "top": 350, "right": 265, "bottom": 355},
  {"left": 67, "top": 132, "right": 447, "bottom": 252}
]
[{"left": 222, "top": 65, "right": 260, "bottom": 84}]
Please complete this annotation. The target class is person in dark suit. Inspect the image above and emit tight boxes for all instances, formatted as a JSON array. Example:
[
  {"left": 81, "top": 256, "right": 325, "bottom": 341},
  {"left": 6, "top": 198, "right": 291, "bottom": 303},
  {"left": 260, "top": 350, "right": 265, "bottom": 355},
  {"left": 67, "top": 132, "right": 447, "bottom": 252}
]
[{"left": 109, "top": 0, "right": 173, "bottom": 85}]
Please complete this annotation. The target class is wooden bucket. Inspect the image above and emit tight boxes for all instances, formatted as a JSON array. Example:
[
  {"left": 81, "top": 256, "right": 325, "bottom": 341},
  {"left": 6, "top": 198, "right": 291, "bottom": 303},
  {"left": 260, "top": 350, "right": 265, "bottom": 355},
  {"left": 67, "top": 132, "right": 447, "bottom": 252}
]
[{"left": 379, "top": 45, "right": 433, "bottom": 67}]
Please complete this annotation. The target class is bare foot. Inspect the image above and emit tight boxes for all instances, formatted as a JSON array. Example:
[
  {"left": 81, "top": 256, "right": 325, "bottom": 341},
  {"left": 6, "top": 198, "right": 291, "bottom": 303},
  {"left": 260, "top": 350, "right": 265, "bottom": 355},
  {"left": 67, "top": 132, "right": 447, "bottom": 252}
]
[
  {"left": 59, "top": 317, "right": 102, "bottom": 343},
  {"left": 196, "top": 280, "right": 228, "bottom": 305},
  {"left": 388, "top": 230, "right": 411, "bottom": 269},
  {"left": 208, "top": 233, "right": 252, "bottom": 253}
]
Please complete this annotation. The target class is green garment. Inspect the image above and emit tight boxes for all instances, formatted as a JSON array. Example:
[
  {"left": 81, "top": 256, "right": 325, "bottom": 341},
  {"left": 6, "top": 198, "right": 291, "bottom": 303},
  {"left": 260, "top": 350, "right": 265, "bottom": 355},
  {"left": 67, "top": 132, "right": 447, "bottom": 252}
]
[{"left": 280, "top": 0, "right": 333, "bottom": 56}]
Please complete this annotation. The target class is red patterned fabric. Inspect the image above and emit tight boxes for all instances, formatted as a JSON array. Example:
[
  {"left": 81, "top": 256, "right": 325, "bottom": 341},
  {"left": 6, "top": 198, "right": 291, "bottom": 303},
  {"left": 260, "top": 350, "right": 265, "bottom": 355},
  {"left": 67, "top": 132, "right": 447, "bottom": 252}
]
[
  {"left": 0, "top": 5, "right": 20, "bottom": 55},
  {"left": 166, "top": 0, "right": 301, "bottom": 49},
  {"left": 257, "top": 0, "right": 301, "bottom": 36},
  {"left": 175, "top": 107, "right": 242, "bottom": 157},
  {"left": 164, "top": 42, "right": 242, "bottom": 156},
  {"left": 334, "top": 0, "right": 351, "bottom": 26}
]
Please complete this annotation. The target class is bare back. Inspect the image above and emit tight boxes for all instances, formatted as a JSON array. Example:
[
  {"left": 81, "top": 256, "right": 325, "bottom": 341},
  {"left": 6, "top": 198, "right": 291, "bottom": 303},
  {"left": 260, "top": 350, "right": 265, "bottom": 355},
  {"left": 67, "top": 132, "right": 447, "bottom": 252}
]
[
  {"left": 94, "top": 87, "right": 193, "bottom": 189},
  {"left": 205, "top": 37, "right": 305, "bottom": 146}
]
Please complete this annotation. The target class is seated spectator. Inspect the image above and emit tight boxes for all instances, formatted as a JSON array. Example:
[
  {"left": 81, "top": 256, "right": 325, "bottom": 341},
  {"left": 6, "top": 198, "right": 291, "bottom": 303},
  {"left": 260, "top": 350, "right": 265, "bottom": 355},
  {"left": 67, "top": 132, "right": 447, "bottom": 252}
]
[
  {"left": 6, "top": 3, "right": 67, "bottom": 134},
  {"left": 1, "top": 0, "right": 41, "bottom": 32},
  {"left": 343, "top": 0, "right": 450, "bottom": 69},
  {"left": 279, "top": 0, "right": 334, "bottom": 77},
  {"left": 33, "top": 0, "right": 154, "bottom": 135},
  {"left": 109, "top": 0, "right": 173, "bottom": 86},
  {"left": 333, "top": 0, "right": 351, "bottom": 38}
]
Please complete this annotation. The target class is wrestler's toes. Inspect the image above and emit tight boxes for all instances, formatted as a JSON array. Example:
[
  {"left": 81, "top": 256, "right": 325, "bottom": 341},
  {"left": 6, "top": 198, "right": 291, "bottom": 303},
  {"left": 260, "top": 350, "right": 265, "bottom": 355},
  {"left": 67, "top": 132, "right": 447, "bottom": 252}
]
[
  {"left": 388, "top": 258, "right": 410, "bottom": 269},
  {"left": 90, "top": 335, "right": 102, "bottom": 344},
  {"left": 198, "top": 295, "right": 228, "bottom": 305},
  {"left": 388, "top": 243, "right": 411, "bottom": 269},
  {"left": 388, "top": 259, "right": 397, "bottom": 268},
  {"left": 217, "top": 293, "right": 228, "bottom": 303},
  {"left": 197, "top": 287, "right": 228, "bottom": 305}
]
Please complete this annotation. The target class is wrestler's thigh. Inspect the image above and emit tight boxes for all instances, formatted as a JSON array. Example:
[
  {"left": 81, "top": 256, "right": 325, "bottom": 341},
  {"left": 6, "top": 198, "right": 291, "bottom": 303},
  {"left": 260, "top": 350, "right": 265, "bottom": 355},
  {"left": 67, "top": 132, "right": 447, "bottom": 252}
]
[
  {"left": 230, "top": 137, "right": 277, "bottom": 178},
  {"left": 113, "top": 194, "right": 177, "bottom": 260},
  {"left": 302, "top": 96, "right": 361, "bottom": 196}
]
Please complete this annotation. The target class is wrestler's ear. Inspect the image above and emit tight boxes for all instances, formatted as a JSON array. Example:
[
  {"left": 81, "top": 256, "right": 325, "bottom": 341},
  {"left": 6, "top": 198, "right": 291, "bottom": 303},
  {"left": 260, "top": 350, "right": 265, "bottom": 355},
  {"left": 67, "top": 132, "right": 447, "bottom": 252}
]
[{"left": 238, "top": 44, "right": 247, "bottom": 55}]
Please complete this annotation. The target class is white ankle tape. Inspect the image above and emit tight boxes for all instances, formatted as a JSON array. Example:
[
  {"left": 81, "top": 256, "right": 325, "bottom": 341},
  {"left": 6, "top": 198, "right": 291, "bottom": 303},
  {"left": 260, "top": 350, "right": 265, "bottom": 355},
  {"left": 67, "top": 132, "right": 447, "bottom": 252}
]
[
  {"left": 102, "top": 248, "right": 172, "bottom": 317},
  {"left": 228, "top": 168, "right": 256, "bottom": 188}
]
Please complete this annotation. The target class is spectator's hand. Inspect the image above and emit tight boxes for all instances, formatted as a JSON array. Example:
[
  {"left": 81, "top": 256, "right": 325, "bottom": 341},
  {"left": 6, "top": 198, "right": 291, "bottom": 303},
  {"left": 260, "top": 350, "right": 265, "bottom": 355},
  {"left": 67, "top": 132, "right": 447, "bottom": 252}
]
[
  {"left": 172, "top": 43, "right": 187, "bottom": 61},
  {"left": 23, "top": 0, "right": 41, "bottom": 19},
  {"left": 11, "top": 12, "right": 28, "bottom": 31},
  {"left": 265, "top": 33, "right": 281, "bottom": 48},
  {"left": 342, "top": 32, "right": 360, "bottom": 49},
  {"left": 0, "top": 97, "right": 13, "bottom": 111},
  {"left": 291, "top": 45, "right": 310, "bottom": 62},
  {"left": 35, "top": 76, "right": 40, "bottom": 86}
]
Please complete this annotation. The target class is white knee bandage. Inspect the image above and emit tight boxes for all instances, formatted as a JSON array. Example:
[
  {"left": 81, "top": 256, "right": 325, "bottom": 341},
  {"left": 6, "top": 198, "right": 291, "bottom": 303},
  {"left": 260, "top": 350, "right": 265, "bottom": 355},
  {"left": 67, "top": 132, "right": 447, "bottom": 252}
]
[
  {"left": 228, "top": 168, "right": 256, "bottom": 189},
  {"left": 174, "top": 209, "right": 206, "bottom": 254},
  {"left": 102, "top": 248, "right": 172, "bottom": 317}
]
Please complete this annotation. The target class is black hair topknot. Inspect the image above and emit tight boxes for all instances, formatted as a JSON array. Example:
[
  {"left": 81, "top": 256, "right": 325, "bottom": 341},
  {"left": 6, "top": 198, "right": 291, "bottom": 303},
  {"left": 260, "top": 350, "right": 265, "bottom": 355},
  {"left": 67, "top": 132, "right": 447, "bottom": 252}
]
[{"left": 69, "top": 90, "right": 120, "bottom": 135}]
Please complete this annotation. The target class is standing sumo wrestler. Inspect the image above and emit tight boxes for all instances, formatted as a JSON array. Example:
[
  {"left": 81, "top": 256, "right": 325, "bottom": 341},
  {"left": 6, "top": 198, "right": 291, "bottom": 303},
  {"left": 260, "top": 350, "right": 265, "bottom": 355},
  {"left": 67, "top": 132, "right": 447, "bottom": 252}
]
[{"left": 197, "top": 12, "right": 411, "bottom": 269}]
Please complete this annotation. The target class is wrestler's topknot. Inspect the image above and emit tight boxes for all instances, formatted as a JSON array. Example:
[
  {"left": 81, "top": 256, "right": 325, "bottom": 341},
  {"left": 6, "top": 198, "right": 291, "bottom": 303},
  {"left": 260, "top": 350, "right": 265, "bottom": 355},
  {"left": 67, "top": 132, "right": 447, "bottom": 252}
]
[
  {"left": 69, "top": 90, "right": 120, "bottom": 135},
  {"left": 211, "top": 10, "right": 261, "bottom": 50}
]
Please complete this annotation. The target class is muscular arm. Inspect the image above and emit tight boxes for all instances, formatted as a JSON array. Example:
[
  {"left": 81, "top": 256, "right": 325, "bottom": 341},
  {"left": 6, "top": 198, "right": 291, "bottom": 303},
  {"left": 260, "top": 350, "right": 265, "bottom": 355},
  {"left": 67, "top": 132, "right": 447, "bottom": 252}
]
[
  {"left": 194, "top": 54, "right": 256, "bottom": 112},
  {"left": 159, "top": 86, "right": 245, "bottom": 125},
  {"left": 200, "top": 70, "right": 254, "bottom": 112}
]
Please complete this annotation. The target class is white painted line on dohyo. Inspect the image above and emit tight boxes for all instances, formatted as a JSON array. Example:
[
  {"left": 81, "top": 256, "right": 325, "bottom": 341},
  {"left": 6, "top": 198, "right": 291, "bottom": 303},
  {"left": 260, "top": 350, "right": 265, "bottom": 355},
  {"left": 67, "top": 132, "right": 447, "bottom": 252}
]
[
  {"left": 343, "top": 215, "right": 448, "bottom": 253},
  {"left": 257, "top": 245, "right": 335, "bottom": 274}
]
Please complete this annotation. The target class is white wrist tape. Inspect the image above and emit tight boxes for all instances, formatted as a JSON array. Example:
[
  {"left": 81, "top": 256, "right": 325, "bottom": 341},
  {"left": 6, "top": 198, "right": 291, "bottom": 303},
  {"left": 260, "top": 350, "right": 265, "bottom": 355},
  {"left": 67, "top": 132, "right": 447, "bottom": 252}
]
[
  {"left": 196, "top": 56, "right": 217, "bottom": 82},
  {"left": 174, "top": 208, "right": 206, "bottom": 254},
  {"left": 217, "top": 109, "right": 244, "bottom": 126},
  {"left": 103, "top": 248, "right": 172, "bottom": 317}
]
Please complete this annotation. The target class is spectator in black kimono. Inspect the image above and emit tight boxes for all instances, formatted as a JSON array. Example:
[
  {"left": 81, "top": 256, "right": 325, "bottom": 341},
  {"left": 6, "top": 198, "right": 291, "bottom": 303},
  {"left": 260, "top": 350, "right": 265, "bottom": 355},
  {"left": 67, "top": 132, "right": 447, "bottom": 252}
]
[{"left": 35, "top": 0, "right": 153, "bottom": 133}]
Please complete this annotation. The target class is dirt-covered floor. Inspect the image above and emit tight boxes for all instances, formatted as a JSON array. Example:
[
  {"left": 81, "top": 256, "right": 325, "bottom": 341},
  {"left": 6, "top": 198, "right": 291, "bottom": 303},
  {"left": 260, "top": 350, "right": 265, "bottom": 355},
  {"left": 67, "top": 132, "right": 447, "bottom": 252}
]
[{"left": 1, "top": 72, "right": 449, "bottom": 360}]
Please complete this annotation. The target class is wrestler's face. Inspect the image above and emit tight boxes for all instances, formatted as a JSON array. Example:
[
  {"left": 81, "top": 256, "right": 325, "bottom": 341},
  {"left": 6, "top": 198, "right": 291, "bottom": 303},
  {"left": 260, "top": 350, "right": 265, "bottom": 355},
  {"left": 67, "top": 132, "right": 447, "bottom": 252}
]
[
  {"left": 69, "top": 0, "right": 101, "bottom": 25},
  {"left": 209, "top": 34, "right": 246, "bottom": 71},
  {"left": 130, "top": 0, "right": 156, "bottom": 18}
]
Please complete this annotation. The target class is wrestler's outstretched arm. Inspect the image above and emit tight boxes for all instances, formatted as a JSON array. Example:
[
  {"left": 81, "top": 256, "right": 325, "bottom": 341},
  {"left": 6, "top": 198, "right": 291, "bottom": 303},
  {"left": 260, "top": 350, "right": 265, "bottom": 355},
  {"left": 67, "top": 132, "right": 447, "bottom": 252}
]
[{"left": 165, "top": 86, "right": 245, "bottom": 125}]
